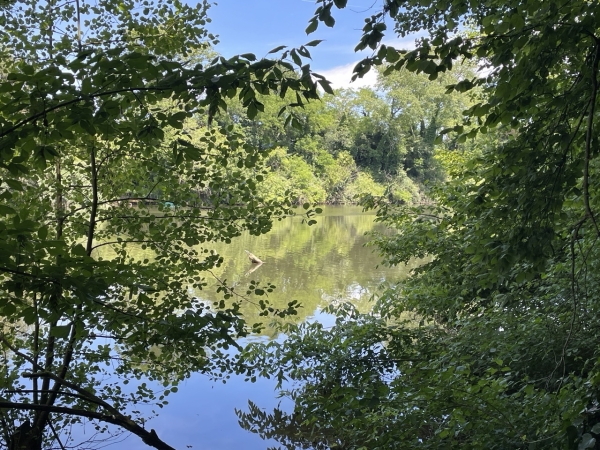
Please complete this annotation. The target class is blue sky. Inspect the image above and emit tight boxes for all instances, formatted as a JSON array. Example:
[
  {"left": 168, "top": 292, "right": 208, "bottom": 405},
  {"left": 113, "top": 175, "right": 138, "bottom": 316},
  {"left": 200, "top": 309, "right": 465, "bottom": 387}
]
[{"left": 206, "top": 0, "right": 421, "bottom": 88}]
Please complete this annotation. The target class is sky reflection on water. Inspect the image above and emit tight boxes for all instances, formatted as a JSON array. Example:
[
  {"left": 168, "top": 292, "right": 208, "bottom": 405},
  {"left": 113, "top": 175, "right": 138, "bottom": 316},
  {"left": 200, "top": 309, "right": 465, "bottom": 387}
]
[{"left": 72, "top": 207, "right": 415, "bottom": 449}]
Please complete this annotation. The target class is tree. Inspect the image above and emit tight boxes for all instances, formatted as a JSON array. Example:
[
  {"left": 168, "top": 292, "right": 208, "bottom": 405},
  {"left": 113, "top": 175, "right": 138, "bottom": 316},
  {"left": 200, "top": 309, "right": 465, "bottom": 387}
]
[
  {"left": 239, "top": 1, "right": 600, "bottom": 449},
  {"left": 0, "top": 0, "right": 326, "bottom": 447},
  {"left": 375, "top": 63, "right": 478, "bottom": 182}
]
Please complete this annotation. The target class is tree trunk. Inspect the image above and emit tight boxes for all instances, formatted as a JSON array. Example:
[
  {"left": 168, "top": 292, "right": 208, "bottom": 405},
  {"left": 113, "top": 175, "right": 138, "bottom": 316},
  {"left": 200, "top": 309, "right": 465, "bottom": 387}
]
[{"left": 8, "top": 421, "right": 41, "bottom": 450}]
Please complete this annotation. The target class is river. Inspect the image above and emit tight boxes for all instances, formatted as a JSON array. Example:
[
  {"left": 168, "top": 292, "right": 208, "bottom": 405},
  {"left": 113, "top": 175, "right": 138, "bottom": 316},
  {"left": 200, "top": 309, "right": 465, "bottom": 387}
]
[{"left": 74, "top": 206, "right": 418, "bottom": 449}]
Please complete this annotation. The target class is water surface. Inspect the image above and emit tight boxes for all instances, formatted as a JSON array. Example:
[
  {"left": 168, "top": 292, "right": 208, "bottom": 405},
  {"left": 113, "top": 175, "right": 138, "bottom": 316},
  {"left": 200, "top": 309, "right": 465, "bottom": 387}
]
[{"left": 77, "top": 206, "right": 418, "bottom": 449}]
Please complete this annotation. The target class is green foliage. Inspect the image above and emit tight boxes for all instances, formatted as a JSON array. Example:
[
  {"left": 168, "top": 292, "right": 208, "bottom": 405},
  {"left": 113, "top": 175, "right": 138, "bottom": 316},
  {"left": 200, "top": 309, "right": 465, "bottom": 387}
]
[
  {"left": 375, "top": 63, "right": 479, "bottom": 182},
  {"left": 346, "top": 171, "right": 385, "bottom": 200},
  {"left": 0, "top": 0, "right": 325, "bottom": 447},
  {"left": 238, "top": 1, "right": 600, "bottom": 449},
  {"left": 282, "top": 153, "right": 328, "bottom": 204},
  {"left": 218, "top": 64, "right": 475, "bottom": 205},
  {"left": 316, "top": 150, "right": 357, "bottom": 203}
]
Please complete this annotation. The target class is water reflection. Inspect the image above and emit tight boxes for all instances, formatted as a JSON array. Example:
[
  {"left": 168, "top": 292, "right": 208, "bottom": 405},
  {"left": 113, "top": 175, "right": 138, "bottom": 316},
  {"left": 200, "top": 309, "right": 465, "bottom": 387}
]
[
  {"left": 196, "top": 206, "right": 419, "bottom": 335},
  {"left": 83, "top": 206, "right": 417, "bottom": 449}
]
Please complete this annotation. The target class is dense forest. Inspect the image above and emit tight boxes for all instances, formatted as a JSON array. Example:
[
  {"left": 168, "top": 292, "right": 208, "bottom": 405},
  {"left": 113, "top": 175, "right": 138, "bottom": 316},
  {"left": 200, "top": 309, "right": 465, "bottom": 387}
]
[
  {"left": 213, "top": 61, "right": 478, "bottom": 206},
  {"left": 1, "top": 0, "right": 600, "bottom": 449}
]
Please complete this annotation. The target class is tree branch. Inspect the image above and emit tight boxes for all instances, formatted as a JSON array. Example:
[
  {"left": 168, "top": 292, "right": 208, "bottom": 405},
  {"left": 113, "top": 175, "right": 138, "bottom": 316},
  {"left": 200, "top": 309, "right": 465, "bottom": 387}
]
[
  {"left": 24, "top": 371, "right": 122, "bottom": 418},
  {"left": 0, "top": 85, "right": 187, "bottom": 140},
  {"left": 583, "top": 39, "right": 600, "bottom": 237},
  {"left": 0, "top": 266, "right": 58, "bottom": 284},
  {"left": 86, "top": 143, "right": 98, "bottom": 256},
  {"left": 0, "top": 401, "right": 175, "bottom": 450}
]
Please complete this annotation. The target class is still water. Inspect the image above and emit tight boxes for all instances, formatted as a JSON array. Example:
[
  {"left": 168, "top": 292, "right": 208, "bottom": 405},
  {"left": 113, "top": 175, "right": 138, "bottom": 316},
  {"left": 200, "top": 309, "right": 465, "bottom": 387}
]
[{"left": 80, "top": 206, "right": 418, "bottom": 449}]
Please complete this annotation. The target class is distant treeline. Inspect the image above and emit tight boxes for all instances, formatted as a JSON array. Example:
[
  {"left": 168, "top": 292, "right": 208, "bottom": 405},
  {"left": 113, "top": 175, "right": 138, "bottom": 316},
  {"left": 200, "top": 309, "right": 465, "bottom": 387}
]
[{"left": 211, "top": 62, "right": 480, "bottom": 205}]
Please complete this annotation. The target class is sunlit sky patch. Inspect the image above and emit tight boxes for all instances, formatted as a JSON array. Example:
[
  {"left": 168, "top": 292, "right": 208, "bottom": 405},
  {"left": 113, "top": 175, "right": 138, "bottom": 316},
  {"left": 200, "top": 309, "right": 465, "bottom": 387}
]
[{"left": 206, "top": 0, "right": 422, "bottom": 89}]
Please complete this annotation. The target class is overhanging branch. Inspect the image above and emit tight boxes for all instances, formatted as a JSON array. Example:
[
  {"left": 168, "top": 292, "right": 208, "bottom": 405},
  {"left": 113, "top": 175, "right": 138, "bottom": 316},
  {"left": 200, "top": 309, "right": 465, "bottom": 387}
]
[{"left": 0, "top": 401, "right": 175, "bottom": 450}]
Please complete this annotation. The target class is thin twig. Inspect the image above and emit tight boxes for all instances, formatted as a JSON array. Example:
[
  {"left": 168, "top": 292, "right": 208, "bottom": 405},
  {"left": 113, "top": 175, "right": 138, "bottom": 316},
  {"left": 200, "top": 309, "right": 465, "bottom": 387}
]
[
  {"left": 583, "top": 39, "right": 600, "bottom": 237},
  {"left": 48, "top": 418, "right": 67, "bottom": 450}
]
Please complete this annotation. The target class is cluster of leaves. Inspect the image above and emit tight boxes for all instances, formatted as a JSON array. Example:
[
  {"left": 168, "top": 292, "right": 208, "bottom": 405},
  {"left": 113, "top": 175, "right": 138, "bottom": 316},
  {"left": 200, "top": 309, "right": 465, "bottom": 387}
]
[
  {"left": 0, "top": 0, "right": 328, "bottom": 447},
  {"left": 237, "top": 0, "right": 600, "bottom": 449}
]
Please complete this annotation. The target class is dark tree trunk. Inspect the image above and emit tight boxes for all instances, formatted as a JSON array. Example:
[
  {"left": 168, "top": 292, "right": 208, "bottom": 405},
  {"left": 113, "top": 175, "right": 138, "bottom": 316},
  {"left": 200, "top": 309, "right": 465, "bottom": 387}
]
[{"left": 8, "top": 421, "right": 42, "bottom": 450}]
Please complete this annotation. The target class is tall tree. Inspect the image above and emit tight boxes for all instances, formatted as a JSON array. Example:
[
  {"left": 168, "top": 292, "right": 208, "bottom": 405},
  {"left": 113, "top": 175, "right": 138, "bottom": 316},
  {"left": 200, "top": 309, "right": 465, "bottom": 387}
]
[
  {"left": 0, "top": 0, "right": 324, "bottom": 447},
  {"left": 375, "top": 63, "right": 477, "bottom": 181}
]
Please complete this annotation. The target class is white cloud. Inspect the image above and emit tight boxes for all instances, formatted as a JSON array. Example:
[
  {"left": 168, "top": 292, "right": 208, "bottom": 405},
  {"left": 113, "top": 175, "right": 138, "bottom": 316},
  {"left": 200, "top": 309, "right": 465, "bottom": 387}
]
[
  {"left": 318, "top": 62, "right": 378, "bottom": 90},
  {"left": 381, "top": 34, "right": 422, "bottom": 50},
  {"left": 316, "top": 33, "right": 424, "bottom": 90}
]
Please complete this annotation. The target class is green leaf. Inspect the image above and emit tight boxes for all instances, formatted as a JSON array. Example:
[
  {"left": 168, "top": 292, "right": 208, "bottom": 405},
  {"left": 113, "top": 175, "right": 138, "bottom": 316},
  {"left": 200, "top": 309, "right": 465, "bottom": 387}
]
[
  {"left": 2, "top": 302, "right": 16, "bottom": 315},
  {"left": 305, "top": 40, "right": 323, "bottom": 47},
  {"left": 297, "top": 46, "right": 311, "bottom": 59},
  {"left": 4, "top": 179, "right": 24, "bottom": 191},
  {"left": 579, "top": 434, "right": 596, "bottom": 450},
  {"left": 80, "top": 120, "right": 96, "bottom": 136},
  {"left": 386, "top": 47, "right": 400, "bottom": 63},
  {"left": 318, "top": 80, "right": 334, "bottom": 95},
  {"left": 291, "top": 117, "right": 302, "bottom": 130},
  {"left": 268, "top": 45, "right": 287, "bottom": 54},
  {"left": 247, "top": 102, "right": 258, "bottom": 120},
  {"left": 72, "top": 244, "right": 87, "bottom": 256},
  {"left": 167, "top": 111, "right": 188, "bottom": 128},
  {"left": 0, "top": 205, "right": 16, "bottom": 215},
  {"left": 50, "top": 325, "right": 72, "bottom": 339},
  {"left": 290, "top": 49, "right": 302, "bottom": 66},
  {"left": 305, "top": 19, "right": 318, "bottom": 34},
  {"left": 38, "top": 226, "right": 48, "bottom": 240},
  {"left": 323, "top": 14, "right": 335, "bottom": 27}
]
